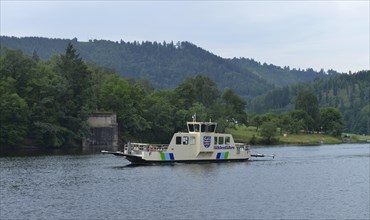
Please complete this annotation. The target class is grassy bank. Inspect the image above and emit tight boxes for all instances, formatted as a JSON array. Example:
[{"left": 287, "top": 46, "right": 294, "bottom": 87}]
[
  {"left": 226, "top": 126, "right": 370, "bottom": 145},
  {"left": 347, "top": 133, "right": 370, "bottom": 143}
]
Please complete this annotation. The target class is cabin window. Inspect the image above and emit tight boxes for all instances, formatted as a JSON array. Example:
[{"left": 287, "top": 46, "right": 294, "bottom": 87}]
[
  {"left": 188, "top": 124, "right": 194, "bottom": 132},
  {"left": 201, "top": 124, "right": 206, "bottom": 132},
  {"left": 194, "top": 124, "right": 199, "bottom": 132},
  {"left": 176, "top": 136, "right": 181, "bottom": 145},
  {"left": 225, "top": 136, "right": 230, "bottom": 144},
  {"left": 214, "top": 137, "right": 217, "bottom": 145},
  {"left": 183, "top": 136, "right": 189, "bottom": 145},
  {"left": 218, "top": 137, "right": 224, "bottom": 145},
  {"left": 201, "top": 124, "right": 215, "bottom": 132},
  {"left": 190, "top": 136, "right": 196, "bottom": 145}
]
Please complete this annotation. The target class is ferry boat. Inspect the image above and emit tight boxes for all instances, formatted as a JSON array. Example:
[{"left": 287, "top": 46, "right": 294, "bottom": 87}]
[{"left": 102, "top": 119, "right": 273, "bottom": 164}]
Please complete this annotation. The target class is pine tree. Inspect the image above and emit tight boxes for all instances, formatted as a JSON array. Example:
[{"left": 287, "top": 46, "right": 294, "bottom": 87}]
[{"left": 57, "top": 42, "right": 94, "bottom": 145}]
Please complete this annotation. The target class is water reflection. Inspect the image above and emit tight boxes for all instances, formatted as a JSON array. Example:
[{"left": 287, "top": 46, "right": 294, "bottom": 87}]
[{"left": 0, "top": 145, "right": 119, "bottom": 157}]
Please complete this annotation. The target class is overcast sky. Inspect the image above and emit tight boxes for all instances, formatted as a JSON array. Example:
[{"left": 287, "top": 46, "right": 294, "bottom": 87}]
[{"left": 1, "top": 1, "right": 369, "bottom": 73}]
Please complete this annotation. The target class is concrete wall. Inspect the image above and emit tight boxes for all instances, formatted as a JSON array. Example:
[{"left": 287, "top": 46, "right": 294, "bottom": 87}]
[
  {"left": 87, "top": 113, "right": 117, "bottom": 127},
  {"left": 83, "top": 112, "right": 118, "bottom": 150}
]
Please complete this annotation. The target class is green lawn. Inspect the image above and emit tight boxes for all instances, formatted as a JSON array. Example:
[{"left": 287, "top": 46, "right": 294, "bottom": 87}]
[
  {"left": 278, "top": 133, "right": 341, "bottom": 144},
  {"left": 226, "top": 125, "right": 369, "bottom": 145},
  {"left": 346, "top": 133, "right": 370, "bottom": 143}
]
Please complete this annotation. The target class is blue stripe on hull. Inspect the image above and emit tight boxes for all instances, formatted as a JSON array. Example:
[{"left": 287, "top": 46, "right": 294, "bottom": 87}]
[
  {"left": 165, "top": 153, "right": 170, "bottom": 160},
  {"left": 216, "top": 152, "right": 228, "bottom": 159},
  {"left": 216, "top": 153, "right": 221, "bottom": 159}
]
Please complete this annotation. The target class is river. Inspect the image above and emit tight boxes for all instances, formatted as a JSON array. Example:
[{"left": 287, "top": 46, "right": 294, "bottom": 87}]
[{"left": 0, "top": 143, "right": 369, "bottom": 220}]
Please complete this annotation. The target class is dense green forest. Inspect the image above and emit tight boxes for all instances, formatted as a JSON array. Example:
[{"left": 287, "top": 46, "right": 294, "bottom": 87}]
[
  {"left": 230, "top": 58, "right": 339, "bottom": 87},
  {"left": 248, "top": 71, "right": 370, "bottom": 135},
  {"left": 0, "top": 45, "right": 250, "bottom": 147},
  {"left": 1, "top": 36, "right": 336, "bottom": 99},
  {"left": 1, "top": 44, "right": 361, "bottom": 148}
]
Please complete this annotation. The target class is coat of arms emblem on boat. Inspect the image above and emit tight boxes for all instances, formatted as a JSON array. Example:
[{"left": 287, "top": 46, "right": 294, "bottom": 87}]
[{"left": 203, "top": 136, "right": 211, "bottom": 148}]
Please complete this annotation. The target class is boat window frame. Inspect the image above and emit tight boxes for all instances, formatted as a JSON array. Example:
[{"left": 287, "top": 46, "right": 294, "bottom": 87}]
[
  {"left": 225, "top": 136, "right": 230, "bottom": 145},
  {"left": 183, "top": 136, "right": 189, "bottom": 145},
  {"left": 218, "top": 136, "right": 224, "bottom": 145},
  {"left": 201, "top": 124, "right": 206, "bottom": 132},
  {"left": 190, "top": 136, "right": 196, "bottom": 145},
  {"left": 176, "top": 136, "right": 181, "bottom": 145}
]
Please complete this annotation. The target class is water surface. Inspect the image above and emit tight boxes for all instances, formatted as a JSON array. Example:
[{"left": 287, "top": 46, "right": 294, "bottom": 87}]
[{"left": 1, "top": 144, "right": 369, "bottom": 219}]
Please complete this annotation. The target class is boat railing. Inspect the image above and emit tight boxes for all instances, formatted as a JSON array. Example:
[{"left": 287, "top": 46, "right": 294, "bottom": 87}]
[
  {"left": 124, "top": 142, "right": 168, "bottom": 155},
  {"left": 235, "top": 143, "right": 250, "bottom": 151}
]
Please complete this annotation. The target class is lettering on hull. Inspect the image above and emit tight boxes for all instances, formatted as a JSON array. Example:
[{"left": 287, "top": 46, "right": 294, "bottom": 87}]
[{"left": 214, "top": 146, "right": 235, "bottom": 150}]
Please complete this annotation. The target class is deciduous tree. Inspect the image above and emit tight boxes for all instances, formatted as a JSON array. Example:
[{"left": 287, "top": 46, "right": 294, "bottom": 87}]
[
  {"left": 295, "top": 90, "right": 320, "bottom": 132},
  {"left": 320, "top": 107, "right": 344, "bottom": 137},
  {"left": 260, "top": 121, "right": 277, "bottom": 144}
]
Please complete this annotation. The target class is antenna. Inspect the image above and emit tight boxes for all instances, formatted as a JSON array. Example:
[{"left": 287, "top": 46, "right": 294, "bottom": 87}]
[{"left": 192, "top": 113, "right": 196, "bottom": 122}]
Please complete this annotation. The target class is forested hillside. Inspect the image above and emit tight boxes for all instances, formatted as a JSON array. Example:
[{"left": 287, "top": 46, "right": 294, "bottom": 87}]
[
  {"left": 1, "top": 36, "right": 331, "bottom": 98},
  {"left": 0, "top": 46, "right": 249, "bottom": 147},
  {"left": 1, "top": 44, "right": 367, "bottom": 148},
  {"left": 230, "top": 58, "right": 339, "bottom": 87},
  {"left": 248, "top": 71, "right": 370, "bottom": 135}
]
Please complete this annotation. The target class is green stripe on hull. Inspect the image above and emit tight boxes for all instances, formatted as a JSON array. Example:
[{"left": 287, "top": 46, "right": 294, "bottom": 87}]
[
  {"left": 160, "top": 152, "right": 166, "bottom": 160},
  {"left": 225, "top": 151, "right": 229, "bottom": 159}
]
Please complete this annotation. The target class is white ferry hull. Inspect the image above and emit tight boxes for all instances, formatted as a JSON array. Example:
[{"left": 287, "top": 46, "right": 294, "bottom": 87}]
[
  {"left": 103, "top": 120, "right": 253, "bottom": 165},
  {"left": 127, "top": 157, "right": 250, "bottom": 165},
  {"left": 104, "top": 151, "right": 250, "bottom": 165}
]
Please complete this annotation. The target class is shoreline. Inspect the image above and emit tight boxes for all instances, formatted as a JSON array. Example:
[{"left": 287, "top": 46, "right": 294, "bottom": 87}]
[{"left": 227, "top": 126, "right": 370, "bottom": 146}]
